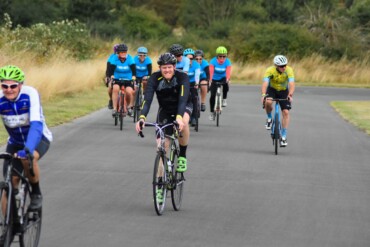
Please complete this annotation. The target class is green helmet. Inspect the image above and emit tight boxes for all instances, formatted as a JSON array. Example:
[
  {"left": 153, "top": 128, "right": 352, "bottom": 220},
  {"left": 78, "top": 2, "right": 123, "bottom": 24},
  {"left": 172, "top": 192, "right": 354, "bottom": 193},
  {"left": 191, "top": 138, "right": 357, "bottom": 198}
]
[
  {"left": 0, "top": 65, "right": 25, "bottom": 83},
  {"left": 216, "top": 46, "right": 227, "bottom": 55}
]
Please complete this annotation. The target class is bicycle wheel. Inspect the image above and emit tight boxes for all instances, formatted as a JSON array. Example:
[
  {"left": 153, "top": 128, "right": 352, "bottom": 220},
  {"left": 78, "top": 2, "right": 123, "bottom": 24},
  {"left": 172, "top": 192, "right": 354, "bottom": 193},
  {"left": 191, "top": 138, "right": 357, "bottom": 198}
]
[
  {"left": 119, "top": 92, "right": 124, "bottom": 131},
  {"left": 153, "top": 154, "right": 167, "bottom": 215},
  {"left": 171, "top": 150, "right": 184, "bottom": 211},
  {"left": 274, "top": 116, "right": 280, "bottom": 155},
  {"left": 194, "top": 94, "right": 200, "bottom": 132},
  {"left": 19, "top": 208, "right": 42, "bottom": 247},
  {"left": 216, "top": 95, "right": 220, "bottom": 127},
  {"left": 0, "top": 184, "right": 14, "bottom": 247},
  {"left": 133, "top": 85, "right": 142, "bottom": 123}
]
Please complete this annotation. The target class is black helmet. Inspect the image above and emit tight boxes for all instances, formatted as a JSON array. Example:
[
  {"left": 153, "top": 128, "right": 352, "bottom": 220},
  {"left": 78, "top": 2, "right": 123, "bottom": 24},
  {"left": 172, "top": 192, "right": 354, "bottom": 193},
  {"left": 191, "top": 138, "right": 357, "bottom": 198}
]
[
  {"left": 116, "top": 43, "right": 128, "bottom": 52},
  {"left": 194, "top": 49, "right": 204, "bottom": 57},
  {"left": 169, "top": 44, "right": 183, "bottom": 56},
  {"left": 157, "top": 53, "right": 177, "bottom": 66}
]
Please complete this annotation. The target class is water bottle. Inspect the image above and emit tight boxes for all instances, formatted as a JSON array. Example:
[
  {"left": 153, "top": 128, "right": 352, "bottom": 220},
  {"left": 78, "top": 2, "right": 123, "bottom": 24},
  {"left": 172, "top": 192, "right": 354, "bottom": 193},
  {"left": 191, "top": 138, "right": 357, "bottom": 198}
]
[{"left": 16, "top": 184, "right": 25, "bottom": 217}]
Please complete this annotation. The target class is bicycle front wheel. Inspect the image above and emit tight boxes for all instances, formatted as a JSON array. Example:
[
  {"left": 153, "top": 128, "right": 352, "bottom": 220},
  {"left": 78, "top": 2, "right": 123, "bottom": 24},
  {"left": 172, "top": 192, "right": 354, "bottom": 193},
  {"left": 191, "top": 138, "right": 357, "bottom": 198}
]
[
  {"left": 274, "top": 117, "right": 280, "bottom": 155},
  {"left": 153, "top": 154, "right": 167, "bottom": 216},
  {"left": 19, "top": 208, "right": 42, "bottom": 247},
  {"left": 134, "top": 86, "right": 142, "bottom": 123},
  {"left": 0, "top": 184, "right": 14, "bottom": 247}
]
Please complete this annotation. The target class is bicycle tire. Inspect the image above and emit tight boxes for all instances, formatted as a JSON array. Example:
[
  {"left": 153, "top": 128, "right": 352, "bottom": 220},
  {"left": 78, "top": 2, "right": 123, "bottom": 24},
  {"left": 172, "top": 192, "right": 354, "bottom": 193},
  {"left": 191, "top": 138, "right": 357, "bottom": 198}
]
[
  {"left": 274, "top": 116, "right": 280, "bottom": 155},
  {"left": 170, "top": 143, "right": 183, "bottom": 211},
  {"left": 119, "top": 92, "right": 124, "bottom": 131},
  {"left": 114, "top": 115, "right": 118, "bottom": 126},
  {"left": 153, "top": 153, "right": 167, "bottom": 216},
  {"left": 0, "top": 185, "right": 14, "bottom": 247},
  {"left": 134, "top": 85, "right": 142, "bottom": 123},
  {"left": 19, "top": 208, "right": 42, "bottom": 247}
]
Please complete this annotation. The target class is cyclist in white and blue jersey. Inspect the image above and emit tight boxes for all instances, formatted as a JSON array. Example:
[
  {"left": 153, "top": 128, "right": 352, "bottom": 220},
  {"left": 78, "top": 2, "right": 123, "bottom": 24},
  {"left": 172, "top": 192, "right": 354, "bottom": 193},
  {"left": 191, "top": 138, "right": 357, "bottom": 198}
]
[
  {"left": 107, "top": 43, "right": 137, "bottom": 116},
  {"left": 0, "top": 65, "right": 52, "bottom": 210},
  {"left": 134, "top": 46, "right": 152, "bottom": 94},
  {"left": 194, "top": 50, "right": 209, "bottom": 112},
  {"left": 169, "top": 44, "right": 190, "bottom": 73},
  {"left": 209, "top": 46, "right": 232, "bottom": 121},
  {"left": 183, "top": 48, "right": 201, "bottom": 126},
  {"left": 105, "top": 44, "right": 119, "bottom": 109}
]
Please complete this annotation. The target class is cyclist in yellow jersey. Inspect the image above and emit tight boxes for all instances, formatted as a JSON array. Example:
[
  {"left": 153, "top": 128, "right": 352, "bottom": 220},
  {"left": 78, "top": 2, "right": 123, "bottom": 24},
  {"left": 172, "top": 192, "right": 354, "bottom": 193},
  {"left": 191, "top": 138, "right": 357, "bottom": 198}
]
[{"left": 261, "top": 55, "right": 295, "bottom": 147}]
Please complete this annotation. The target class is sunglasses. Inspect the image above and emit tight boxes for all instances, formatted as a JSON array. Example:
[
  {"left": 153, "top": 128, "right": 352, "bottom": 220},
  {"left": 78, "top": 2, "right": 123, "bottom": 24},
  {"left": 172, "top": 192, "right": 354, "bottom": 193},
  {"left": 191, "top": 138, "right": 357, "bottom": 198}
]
[
  {"left": 1, "top": 83, "right": 19, "bottom": 90},
  {"left": 195, "top": 58, "right": 202, "bottom": 61},
  {"left": 138, "top": 54, "right": 146, "bottom": 57},
  {"left": 278, "top": 65, "right": 287, "bottom": 68},
  {"left": 189, "top": 57, "right": 194, "bottom": 60},
  {"left": 218, "top": 55, "right": 226, "bottom": 58},
  {"left": 175, "top": 54, "right": 182, "bottom": 57}
]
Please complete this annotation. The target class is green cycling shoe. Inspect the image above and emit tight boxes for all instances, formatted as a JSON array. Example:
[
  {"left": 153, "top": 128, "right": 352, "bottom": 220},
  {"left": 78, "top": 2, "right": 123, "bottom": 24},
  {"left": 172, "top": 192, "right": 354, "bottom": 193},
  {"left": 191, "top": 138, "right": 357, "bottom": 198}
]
[
  {"left": 176, "top": 157, "right": 187, "bottom": 172},
  {"left": 156, "top": 188, "right": 163, "bottom": 204}
]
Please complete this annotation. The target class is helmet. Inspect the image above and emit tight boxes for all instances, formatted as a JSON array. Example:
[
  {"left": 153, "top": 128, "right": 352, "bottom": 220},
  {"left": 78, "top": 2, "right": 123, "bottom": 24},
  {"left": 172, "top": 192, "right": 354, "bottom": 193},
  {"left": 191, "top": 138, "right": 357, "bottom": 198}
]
[
  {"left": 183, "top": 48, "right": 195, "bottom": 56},
  {"left": 137, "top": 46, "right": 148, "bottom": 54},
  {"left": 194, "top": 50, "right": 204, "bottom": 57},
  {"left": 169, "top": 44, "right": 184, "bottom": 56},
  {"left": 113, "top": 44, "right": 119, "bottom": 53},
  {"left": 273, "top": 55, "right": 288, "bottom": 66},
  {"left": 0, "top": 65, "right": 25, "bottom": 83},
  {"left": 216, "top": 46, "right": 227, "bottom": 55},
  {"left": 157, "top": 53, "right": 177, "bottom": 66},
  {"left": 116, "top": 43, "right": 128, "bottom": 53}
]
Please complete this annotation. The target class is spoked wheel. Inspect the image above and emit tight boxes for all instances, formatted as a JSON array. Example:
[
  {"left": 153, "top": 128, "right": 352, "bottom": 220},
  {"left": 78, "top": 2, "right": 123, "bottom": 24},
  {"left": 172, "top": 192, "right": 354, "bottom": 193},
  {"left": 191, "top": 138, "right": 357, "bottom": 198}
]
[
  {"left": 274, "top": 117, "right": 280, "bottom": 155},
  {"left": 114, "top": 114, "right": 118, "bottom": 126},
  {"left": 19, "top": 208, "right": 42, "bottom": 247},
  {"left": 119, "top": 93, "right": 125, "bottom": 131},
  {"left": 0, "top": 185, "right": 14, "bottom": 247},
  {"left": 153, "top": 154, "right": 167, "bottom": 216},
  {"left": 194, "top": 96, "right": 200, "bottom": 132},
  {"left": 171, "top": 171, "right": 184, "bottom": 211},
  {"left": 119, "top": 110, "right": 124, "bottom": 131}
]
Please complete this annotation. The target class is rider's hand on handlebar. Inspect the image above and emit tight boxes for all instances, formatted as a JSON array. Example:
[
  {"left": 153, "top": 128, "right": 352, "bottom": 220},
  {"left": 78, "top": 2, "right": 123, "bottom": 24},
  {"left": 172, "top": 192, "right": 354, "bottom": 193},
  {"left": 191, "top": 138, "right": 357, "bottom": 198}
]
[
  {"left": 176, "top": 116, "right": 185, "bottom": 132},
  {"left": 16, "top": 149, "right": 27, "bottom": 159},
  {"left": 136, "top": 118, "right": 145, "bottom": 133},
  {"left": 288, "top": 94, "right": 293, "bottom": 102}
]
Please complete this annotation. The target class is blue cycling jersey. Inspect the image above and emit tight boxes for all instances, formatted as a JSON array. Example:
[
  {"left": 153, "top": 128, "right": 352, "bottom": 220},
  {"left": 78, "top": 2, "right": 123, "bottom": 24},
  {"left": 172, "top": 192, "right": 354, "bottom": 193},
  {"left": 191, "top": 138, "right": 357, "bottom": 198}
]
[
  {"left": 0, "top": 86, "right": 53, "bottom": 153},
  {"left": 134, "top": 55, "right": 152, "bottom": 78},
  {"left": 210, "top": 57, "right": 232, "bottom": 80},
  {"left": 187, "top": 61, "right": 201, "bottom": 84},
  {"left": 107, "top": 53, "right": 116, "bottom": 63},
  {"left": 198, "top": 59, "right": 209, "bottom": 80},
  {"left": 110, "top": 54, "right": 135, "bottom": 80},
  {"left": 176, "top": 56, "right": 190, "bottom": 72}
]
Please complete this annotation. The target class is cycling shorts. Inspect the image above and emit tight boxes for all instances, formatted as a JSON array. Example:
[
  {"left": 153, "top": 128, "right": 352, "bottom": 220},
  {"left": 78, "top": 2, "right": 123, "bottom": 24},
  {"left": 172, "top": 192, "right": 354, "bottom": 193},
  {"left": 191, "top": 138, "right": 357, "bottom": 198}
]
[
  {"left": 112, "top": 79, "right": 134, "bottom": 89},
  {"left": 156, "top": 104, "right": 192, "bottom": 136},
  {"left": 266, "top": 87, "right": 291, "bottom": 110}
]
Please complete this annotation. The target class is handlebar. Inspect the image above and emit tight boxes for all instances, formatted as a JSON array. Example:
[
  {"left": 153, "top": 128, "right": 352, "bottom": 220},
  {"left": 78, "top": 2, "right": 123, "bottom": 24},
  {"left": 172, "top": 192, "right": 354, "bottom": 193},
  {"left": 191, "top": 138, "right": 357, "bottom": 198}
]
[
  {"left": 0, "top": 151, "right": 34, "bottom": 176},
  {"left": 138, "top": 121, "right": 181, "bottom": 138}
]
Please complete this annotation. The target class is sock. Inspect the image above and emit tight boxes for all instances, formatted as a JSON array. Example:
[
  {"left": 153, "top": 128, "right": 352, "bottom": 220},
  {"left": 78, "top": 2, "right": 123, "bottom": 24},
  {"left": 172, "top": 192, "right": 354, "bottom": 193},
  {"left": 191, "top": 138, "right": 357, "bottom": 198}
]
[
  {"left": 179, "top": 145, "right": 187, "bottom": 158},
  {"left": 267, "top": 113, "right": 272, "bottom": 119},
  {"left": 31, "top": 182, "right": 42, "bottom": 195},
  {"left": 282, "top": 128, "right": 287, "bottom": 137}
]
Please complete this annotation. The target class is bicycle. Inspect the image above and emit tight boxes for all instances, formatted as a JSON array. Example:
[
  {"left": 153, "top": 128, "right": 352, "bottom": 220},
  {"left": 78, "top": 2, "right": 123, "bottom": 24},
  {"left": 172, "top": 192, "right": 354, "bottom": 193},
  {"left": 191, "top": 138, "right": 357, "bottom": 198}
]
[
  {"left": 264, "top": 98, "right": 288, "bottom": 155},
  {"left": 214, "top": 81, "right": 225, "bottom": 127},
  {"left": 138, "top": 121, "right": 185, "bottom": 216},
  {"left": 190, "top": 85, "right": 201, "bottom": 132},
  {"left": 112, "top": 79, "right": 127, "bottom": 131},
  {"left": 0, "top": 152, "right": 42, "bottom": 247},
  {"left": 133, "top": 79, "right": 144, "bottom": 123}
]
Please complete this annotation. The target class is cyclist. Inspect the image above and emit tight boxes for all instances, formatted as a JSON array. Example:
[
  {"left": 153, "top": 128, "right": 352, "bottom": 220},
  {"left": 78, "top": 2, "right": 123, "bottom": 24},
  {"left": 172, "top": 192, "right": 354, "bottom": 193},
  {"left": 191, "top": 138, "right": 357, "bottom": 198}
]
[
  {"left": 134, "top": 46, "right": 152, "bottom": 94},
  {"left": 107, "top": 43, "right": 136, "bottom": 117},
  {"left": 135, "top": 53, "right": 192, "bottom": 173},
  {"left": 0, "top": 65, "right": 53, "bottom": 210},
  {"left": 183, "top": 48, "right": 201, "bottom": 126},
  {"left": 194, "top": 49, "right": 209, "bottom": 112},
  {"left": 208, "top": 46, "right": 232, "bottom": 121},
  {"left": 169, "top": 44, "right": 190, "bottom": 73},
  {"left": 105, "top": 44, "right": 119, "bottom": 109},
  {"left": 261, "top": 55, "right": 295, "bottom": 147}
]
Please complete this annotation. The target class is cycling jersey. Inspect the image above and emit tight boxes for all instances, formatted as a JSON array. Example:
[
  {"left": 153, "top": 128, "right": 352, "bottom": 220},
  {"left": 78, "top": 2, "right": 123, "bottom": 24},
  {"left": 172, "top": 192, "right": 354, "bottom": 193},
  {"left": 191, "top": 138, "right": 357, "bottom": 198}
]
[
  {"left": 134, "top": 55, "right": 152, "bottom": 78},
  {"left": 0, "top": 85, "right": 53, "bottom": 153},
  {"left": 198, "top": 59, "right": 210, "bottom": 80},
  {"left": 187, "top": 61, "right": 201, "bottom": 84},
  {"left": 108, "top": 54, "right": 135, "bottom": 80},
  {"left": 263, "top": 66, "right": 294, "bottom": 91},
  {"left": 140, "top": 70, "right": 190, "bottom": 120},
  {"left": 209, "top": 57, "right": 232, "bottom": 81},
  {"left": 176, "top": 56, "right": 190, "bottom": 72}
]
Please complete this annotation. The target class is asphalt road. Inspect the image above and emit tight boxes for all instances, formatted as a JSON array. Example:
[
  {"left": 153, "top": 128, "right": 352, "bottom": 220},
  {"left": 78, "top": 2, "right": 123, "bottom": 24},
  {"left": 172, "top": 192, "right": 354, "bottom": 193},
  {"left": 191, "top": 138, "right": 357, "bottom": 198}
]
[{"left": 3, "top": 86, "right": 370, "bottom": 247}]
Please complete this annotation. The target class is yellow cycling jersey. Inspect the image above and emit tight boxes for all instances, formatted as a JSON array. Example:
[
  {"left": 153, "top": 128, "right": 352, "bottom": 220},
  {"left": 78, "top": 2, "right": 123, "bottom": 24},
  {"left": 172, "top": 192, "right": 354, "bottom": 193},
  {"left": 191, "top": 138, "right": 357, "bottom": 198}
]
[{"left": 263, "top": 66, "right": 294, "bottom": 91}]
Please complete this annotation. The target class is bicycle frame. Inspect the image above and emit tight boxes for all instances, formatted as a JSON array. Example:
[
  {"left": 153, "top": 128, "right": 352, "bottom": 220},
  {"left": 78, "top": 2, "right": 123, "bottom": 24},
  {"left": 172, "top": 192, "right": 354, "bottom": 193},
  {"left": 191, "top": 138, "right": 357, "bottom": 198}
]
[
  {"left": 267, "top": 98, "right": 288, "bottom": 155},
  {"left": 214, "top": 82, "right": 224, "bottom": 127}
]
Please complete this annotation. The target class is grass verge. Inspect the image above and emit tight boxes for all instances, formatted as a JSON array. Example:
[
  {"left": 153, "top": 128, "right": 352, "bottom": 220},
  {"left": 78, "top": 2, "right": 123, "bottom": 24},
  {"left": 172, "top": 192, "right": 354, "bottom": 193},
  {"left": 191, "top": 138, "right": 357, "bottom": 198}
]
[{"left": 331, "top": 101, "right": 370, "bottom": 135}]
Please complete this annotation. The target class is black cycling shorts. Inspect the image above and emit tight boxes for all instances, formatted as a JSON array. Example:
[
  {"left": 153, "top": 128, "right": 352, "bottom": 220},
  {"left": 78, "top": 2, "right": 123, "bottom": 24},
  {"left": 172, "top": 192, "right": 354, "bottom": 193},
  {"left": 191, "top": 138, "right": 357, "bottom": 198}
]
[
  {"left": 112, "top": 79, "right": 134, "bottom": 89},
  {"left": 156, "top": 104, "right": 192, "bottom": 136},
  {"left": 266, "top": 87, "right": 292, "bottom": 110}
]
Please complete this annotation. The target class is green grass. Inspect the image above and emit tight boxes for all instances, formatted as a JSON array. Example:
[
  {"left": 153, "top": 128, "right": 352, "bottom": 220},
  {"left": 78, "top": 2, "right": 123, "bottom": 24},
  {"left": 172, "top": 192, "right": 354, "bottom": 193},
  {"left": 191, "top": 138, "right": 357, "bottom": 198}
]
[
  {"left": 331, "top": 101, "right": 370, "bottom": 135},
  {"left": 0, "top": 85, "right": 107, "bottom": 145}
]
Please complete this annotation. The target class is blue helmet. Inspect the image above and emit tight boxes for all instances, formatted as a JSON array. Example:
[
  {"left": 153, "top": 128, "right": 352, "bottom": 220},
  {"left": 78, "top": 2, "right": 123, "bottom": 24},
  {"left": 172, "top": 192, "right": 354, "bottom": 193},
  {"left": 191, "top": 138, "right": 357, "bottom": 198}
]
[
  {"left": 137, "top": 46, "right": 148, "bottom": 54},
  {"left": 183, "top": 48, "right": 195, "bottom": 56}
]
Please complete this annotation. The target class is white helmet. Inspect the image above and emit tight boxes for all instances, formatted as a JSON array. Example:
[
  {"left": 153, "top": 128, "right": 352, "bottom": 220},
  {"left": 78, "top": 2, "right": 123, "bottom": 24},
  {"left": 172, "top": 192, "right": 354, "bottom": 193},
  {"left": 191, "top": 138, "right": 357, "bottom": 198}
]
[{"left": 273, "top": 55, "right": 288, "bottom": 66}]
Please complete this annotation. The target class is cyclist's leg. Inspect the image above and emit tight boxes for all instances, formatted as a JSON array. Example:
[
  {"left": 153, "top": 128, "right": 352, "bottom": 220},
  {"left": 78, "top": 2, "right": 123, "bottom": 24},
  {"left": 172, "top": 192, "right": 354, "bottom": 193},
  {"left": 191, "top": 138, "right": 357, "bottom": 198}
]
[
  {"left": 209, "top": 82, "right": 217, "bottom": 112},
  {"left": 199, "top": 79, "right": 208, "bottom": 107},
  {"left": 278, "top": 89, "right": 291, "bottom": 138},
  {"left": 177, "top": 107, "right": 191, "bottom": 172},
  {"left": 222, "top": 78, "right": 229, "bottom": 100},
  {"left": 112, "top": 83, "right": 120, "bottom": 112},
  {"left": 125, "top": 81, "right": 135, "bottom": 113}
]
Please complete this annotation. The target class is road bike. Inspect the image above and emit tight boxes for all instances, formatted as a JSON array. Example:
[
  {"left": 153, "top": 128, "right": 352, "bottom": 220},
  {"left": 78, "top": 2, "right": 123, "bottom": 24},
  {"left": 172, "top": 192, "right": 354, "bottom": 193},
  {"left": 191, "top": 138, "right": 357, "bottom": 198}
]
[
  {"left": 214, "top": 82, "right": 225, "bottom": 127},
  {"left": 191, "top": 85, "right": 201, "bottom": 132},
  {"left": 138, "top": 121, "right": 185, "bottom": 216},
  {"left": 133, "top": 79, "right": 143, "bottom": 123},
  {"left": 112, "top": 79, "right": 127, "bottom": 131},
  {"left": 0, "top": 152, "right": 42, "bottom": 247}
]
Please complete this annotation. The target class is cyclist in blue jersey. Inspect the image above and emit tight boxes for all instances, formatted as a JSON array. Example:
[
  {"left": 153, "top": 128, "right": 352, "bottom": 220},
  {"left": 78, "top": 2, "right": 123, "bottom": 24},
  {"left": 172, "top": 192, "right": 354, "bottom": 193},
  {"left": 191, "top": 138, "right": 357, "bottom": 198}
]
[
  {"left": 134, "top": 46, "right": 152, "bottom": 94},
  {"left": 194, "top": 50, "right": 209, "bottom": 112},
  {"left": 183, "top": 48, "right": 201, "bottom": 126},
  {"left": 107, "top": 43, "right": 137, "bottom": 117},
  {"left": 208, "top": 46, "right": 232, "bottom": 121},
  {"left": 169, "top": 44, "right": 190, "bottom": 73},
  {"left": 105, "top": 44, "right": 119, "bottom": 109},
  {"left": 0, "top": 65, "right": 52, "bottom": 210}
]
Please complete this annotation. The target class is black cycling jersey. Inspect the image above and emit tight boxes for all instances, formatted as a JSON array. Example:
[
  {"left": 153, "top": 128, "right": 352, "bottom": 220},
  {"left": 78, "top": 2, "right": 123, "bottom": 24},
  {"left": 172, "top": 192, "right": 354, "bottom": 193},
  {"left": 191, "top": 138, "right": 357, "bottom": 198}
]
[{"left": 140, "top": 70, "right": 190, "bottom": 118}]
